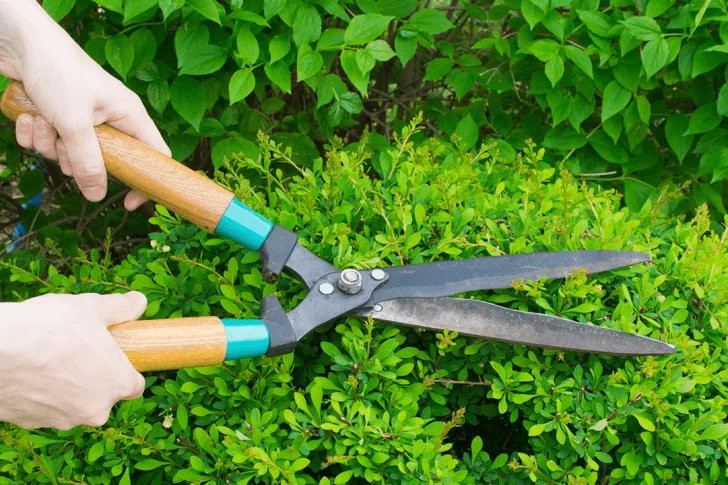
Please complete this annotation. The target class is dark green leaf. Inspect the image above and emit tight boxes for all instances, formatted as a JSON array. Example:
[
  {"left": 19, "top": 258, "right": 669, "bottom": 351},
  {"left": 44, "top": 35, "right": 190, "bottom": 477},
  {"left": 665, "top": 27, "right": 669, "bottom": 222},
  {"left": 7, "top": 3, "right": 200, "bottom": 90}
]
[
  {"left": 159, "top": 0, "right": 184, "bottom": 19},
  {"left": 341, "top": 50, "right": 370, "bottom": 96},
  {"left": 265, "top": 60, "right": 292, "bottom": 94},
  {"left": 175, "top": 23, "right": 210, "bottom": 68},
  {"left": 456, "top": 114, "right": 479, "bottom": 151},
  {"left": 43, "top": 0, "right": 75, "bottom": 21},
  {"left": 624, "top": 179, "right": 653, "bottom": 212},
  {"left": 686, "top": 103, "right": 721, "bottom": 135},
  {"left": 171, "top": 76, "right": 207, "bottom": 130},
  {"left": 646, "top": 0, "right": 674, "bottom": 18},
  {"left": 123, "top": 0, "right": 157, "bottom": 24},
  {"left": 95, "top": 0, "right": 123, "bottom": 14},
  {"left": 589, "top": 131, "right": 629, "bottom": 164},
  {"left": 601, "top": 81, "right": 631, "bottom": 122},
  {"left": 621, "top": 16, "right": 661, "bottom": 41},
  {"left": 105, "top": 34, "right": 135, "bottom": 81},
  {"left": 212, "top": 135, "right": 259, "bottom": 169},
  {"left": 664, "top": 115, "right": 692, "bottom": 162},
  {"left": 338, "top": 92, "right": 363, "bottom": 113},
  {"left": 148, "top": 80, "right": 170, "bottom": 114},
  {"left": 408, "top": 9, "right": 455, "bottom": 34},
  {"left": 130, "top": 28, "right": 157, "bottom": 73},
  {"left": 297, "top": 45, "right": 324, "bottom": 81},
  {"left": 452, "top": 70, "right": 476, "bottom": 100},
  {"left": 545, "top": 56, "right": 564, "bottom": 87},
  {"left": 603, "top": 115, "right": 623, "bottom": 143},
  {"left": 345, "top": 14, "right": 393, "bottom": 45},
  {"left": 543, "top": 125, "right": 587, "bottom": 150},
  {"left": 235, "top": 11, "right": 270, "bottom": 26},
  {"left": 179, "top": 45, "right": 227, "bottom": 75},
  {"left": 718, "top": 83, "right": 728, "bottom": 117},
  {"left": 577, "top": 10, "right": 612, "bottom": 37},
  {"left": 424, "top": 58, "right": 454, "bottom": 81},
  {"left": 395, "top": 32, "right": 417, "bottom": 66},
  {"left": 697, "top": 146, "right": 728, "bottom": 182},
  {"left": 317, "top": 74, "right": 347, "bottom": 107}
]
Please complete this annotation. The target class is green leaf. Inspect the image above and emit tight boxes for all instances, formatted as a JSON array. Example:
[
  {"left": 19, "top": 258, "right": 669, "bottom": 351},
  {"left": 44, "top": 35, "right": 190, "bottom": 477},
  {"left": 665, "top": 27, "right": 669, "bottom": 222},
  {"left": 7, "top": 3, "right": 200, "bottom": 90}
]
[
  {"left": 424, "top": 58, "right": 454, "bottom": 81},
  {"left": 123, "top": 0, "right": 157, "bottom": 24},
  {"left": 338, "top": 92, "right": 363, "bottom": 113},
  {"left": 237, "top": 27, "right": 260, "bottom": 65},
  {"left": 543, "top": 125, "right": 587, "bottom": 150},
  {"left": 577, "top": 10, "right": 612, "bottom": 37},
  {"left": 148, "top": 80, "right": 171, "bottom": 114},
  {"left": 212, "top": 135, "right": 259, "bottom": 169},
  {"left": 345, "top": 14, "right": 393, "bottom": 45},
  {"left": 340, "top": 50, "right": 370, "bottom": 97},
  {"left": 452, "top": 70, "right": 476, "bottom": 100},
  {"left": 522, "top": 0, "right": 547, "bottom": 29},
  {"left": 528, "top": 423, "right": 546, "bottom": 436},
  {"left": 95, "top": 0, "right": 123, "bottom": 14},
  {"left": 545, "top": 56, "right": 564, "bottom": 87},
  {"left": 235, "top": 11, "right": 270, "bottom": 26},
  {"left": 456, "top": 114, "right": 479, "bottom": 151},
  {"left": 601, "top": 81, "right": 631, "bottom": 122},
  {"left": 366, "top": 40, "right": 396, "bottom": 61},
  {"left": 717, "top": 83, "right": 728, "bottom": 117},
  {"left": 175, "top": 23, "right": 210, "bottom": 68},
  {"left": 633, "top": 413, "right": 656, "bottom": 431},
  {"left": 43, "top": 0, "right": 75, "bottom": 21},
  {"left": 700, "top": 424, "right": 728, "bottom": 441},
  {"left": 686, "top": 103, "right": 721, "bottom": 135},
  {"left": 395, "top": 32, "right": 418, "bottom": 66},
  {"left": 665, "top": 115, "right": 693, "bottom": 162},
  {"left": 294, "top": 5, "right": 323, "bottom": 47},
  {"left": 130, "top": 28, "right": 157, "bottom": 73},
  {"left": 105, "top": 34, "right": 135, "bottom": 81},
  {"left": 564, "top": 45, "right": 593, "bottom": 78},
  {"left": 527, "top": 40, "right": 560, "bottom": 62},
  {"left": 269, "top": 34, "right": 291, "bottom": 63},
  {"left": 88, "top": 441, "right": 105, "bottom": 463},
  {"left": 159, "top": 0, "right": 184, "bottom": 19},
  {"left": 177, "top": 404, "right": 189, "bottom": 430},
  {"left": 297, "top": 45, "right": 324, "bottom": 81},
  {"left": 646, "top": 0, "right": 674, "bottom": 18},
  {"left": 171, "top": 76, "right": 206, "bottom": 130},
  {"left": 317, "top": 29, "right": 345, "bottom": 51},
  {"left": 135, "top": 459, "right": 167, "bottom": 471},
  {"left": 264, "top": 0, "right": 287, "bottom": 19},
  {"left": 636, "top": 96, "right": 651, "bottom": 124},
  {"left": 625, "top": 179, "right": 653, "bottom": 212},
  {"left": 621, "top": 16, "right": 661, "bottom": 41},
  {"left": 179, "top": 45, "right": 227, "bottom": 75},
  {"left": 264, "top": 60, "right": 292, "bottom": 93},
  {"left": 186, "top": 0, "right": 221, "bottom": 24},
  {"left": 120, "top": 468, "right": 130, "bottom": 485},
  {"left": 355, "top": 49, "right": 376, "bottom": 74},
  {"left": 317, "top": 74, "right": 347, "bottom": 107},
  {"left": 697, "top": 146, "right": 728, "bottom": 182},
  {"left": 589, "top": 131, "right": 629, "bottom": 164},
  {"left": 408, "top": 9, "right": 455, "bottom": 34},
  {"left": 642, "top": 38, "right": 669, "bottom": 78},
  {"left": 229, "top": 69, "right": 256, "bottom": 104}
]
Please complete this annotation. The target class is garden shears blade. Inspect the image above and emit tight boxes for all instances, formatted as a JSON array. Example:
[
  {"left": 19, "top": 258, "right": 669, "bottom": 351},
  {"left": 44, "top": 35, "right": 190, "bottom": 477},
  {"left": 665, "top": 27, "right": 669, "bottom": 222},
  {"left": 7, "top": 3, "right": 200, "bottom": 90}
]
[{"left": 1, "top": 81, "right": 676, "bottom": 373}]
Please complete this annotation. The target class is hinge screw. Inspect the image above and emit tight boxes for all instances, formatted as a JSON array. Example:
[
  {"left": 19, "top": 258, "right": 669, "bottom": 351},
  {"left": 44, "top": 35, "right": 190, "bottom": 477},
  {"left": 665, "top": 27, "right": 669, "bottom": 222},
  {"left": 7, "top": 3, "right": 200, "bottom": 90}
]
[
  {"left": 338, "top": 269, "right": 362, "bottom": 294},
  {"left": 318, "top": 282, "right": 334, "bottom": 295},
  {"left": 371, "top": 269, "right": 386, "bottom": 280}
]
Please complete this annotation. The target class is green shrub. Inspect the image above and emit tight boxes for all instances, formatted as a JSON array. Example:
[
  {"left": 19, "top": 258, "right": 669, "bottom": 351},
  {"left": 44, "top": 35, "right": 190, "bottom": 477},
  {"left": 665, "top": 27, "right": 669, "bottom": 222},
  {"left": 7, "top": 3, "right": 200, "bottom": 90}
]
[{"left": 2, "top": 120, "right": 727, "bottom": 484}]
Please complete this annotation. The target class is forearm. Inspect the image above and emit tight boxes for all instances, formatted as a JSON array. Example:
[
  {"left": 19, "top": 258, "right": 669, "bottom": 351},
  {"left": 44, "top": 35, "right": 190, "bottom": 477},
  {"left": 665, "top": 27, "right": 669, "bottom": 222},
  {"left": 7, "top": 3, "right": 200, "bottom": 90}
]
[{"left": 0, "top": 0, "right": 69, "bottom": 79}]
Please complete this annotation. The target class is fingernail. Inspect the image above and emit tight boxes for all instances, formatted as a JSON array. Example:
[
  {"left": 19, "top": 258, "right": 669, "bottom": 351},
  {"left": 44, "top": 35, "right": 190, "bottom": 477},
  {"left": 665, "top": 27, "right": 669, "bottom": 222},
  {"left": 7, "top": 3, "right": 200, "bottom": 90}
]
[{"left": 82, "top": 185, "right": 106, "bottom": 201}]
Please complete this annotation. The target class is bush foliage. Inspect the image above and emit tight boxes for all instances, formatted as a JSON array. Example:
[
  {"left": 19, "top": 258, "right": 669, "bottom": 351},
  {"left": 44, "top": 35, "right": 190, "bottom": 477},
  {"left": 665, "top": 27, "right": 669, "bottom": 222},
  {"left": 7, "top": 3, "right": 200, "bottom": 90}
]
[{"left": 2, "top": 121, "right": 728, "bottom": 484}]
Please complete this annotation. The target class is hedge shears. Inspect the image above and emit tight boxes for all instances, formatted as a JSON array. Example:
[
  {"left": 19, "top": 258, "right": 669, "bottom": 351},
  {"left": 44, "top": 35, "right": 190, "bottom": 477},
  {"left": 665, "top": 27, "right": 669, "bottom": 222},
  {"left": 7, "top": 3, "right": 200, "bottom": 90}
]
[{"left": 1, "top": 82, "right": 675, "bottom": 372}]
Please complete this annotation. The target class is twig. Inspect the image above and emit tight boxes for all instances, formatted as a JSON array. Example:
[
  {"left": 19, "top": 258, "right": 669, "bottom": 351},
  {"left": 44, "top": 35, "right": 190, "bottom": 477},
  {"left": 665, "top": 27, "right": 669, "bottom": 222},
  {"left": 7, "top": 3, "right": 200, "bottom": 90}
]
[
  {"left": 578, "top": 171, "right": 618, "bottom": 177},
  {"left": 7, "top": 216, "right": 80, "bottom": 248},
  {"left": 78, "top": 189, "right": 129, "bottom": 234},
  {"left": 430, "top": 378, "right": 492, "bottom": 387}
]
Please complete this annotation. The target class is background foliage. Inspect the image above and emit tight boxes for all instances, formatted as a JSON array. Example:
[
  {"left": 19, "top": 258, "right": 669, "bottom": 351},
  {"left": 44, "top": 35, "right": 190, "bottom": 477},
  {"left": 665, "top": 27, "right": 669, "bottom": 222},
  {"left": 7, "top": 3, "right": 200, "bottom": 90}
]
[
  {"left": 2, "top": 123, "right": 728, "bottom": 484},
  {"left": 1, "top": 0, "right": 728, "bottom": 484}
]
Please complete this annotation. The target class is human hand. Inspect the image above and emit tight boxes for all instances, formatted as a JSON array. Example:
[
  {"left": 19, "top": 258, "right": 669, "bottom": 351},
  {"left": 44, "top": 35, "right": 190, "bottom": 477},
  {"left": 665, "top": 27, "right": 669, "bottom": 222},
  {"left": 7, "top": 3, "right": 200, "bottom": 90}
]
[
  {"left": 0, "top": 292, "right": 147, "bottom": 430},
  {"left": 0, "top": 0, "right": 170, "bottom": 210}
]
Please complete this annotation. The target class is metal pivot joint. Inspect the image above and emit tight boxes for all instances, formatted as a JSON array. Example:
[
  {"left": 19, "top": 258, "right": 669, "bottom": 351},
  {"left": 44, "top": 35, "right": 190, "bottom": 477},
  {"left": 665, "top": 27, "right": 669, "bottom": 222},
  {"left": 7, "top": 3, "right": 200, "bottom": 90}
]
[{"left": 338, "top": 269, "right": 362, "bottom": 294}]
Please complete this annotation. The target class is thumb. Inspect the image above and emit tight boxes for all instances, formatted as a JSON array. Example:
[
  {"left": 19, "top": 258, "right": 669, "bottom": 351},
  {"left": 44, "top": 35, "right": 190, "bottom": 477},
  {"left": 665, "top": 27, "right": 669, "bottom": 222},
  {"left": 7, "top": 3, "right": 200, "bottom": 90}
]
[
  {"left": 92, "top": 291, "right": 148, "bottom": 327},
  {"left": 57, "top": 123, "right": 107, "bottom": 202}
]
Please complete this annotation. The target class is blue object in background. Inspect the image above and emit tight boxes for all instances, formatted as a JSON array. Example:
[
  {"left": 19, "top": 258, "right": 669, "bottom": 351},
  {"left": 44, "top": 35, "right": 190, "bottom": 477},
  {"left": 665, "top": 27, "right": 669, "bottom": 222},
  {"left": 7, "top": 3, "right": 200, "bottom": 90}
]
[{"left": 6, "top": 158, "right": 44, "bottom": 253}]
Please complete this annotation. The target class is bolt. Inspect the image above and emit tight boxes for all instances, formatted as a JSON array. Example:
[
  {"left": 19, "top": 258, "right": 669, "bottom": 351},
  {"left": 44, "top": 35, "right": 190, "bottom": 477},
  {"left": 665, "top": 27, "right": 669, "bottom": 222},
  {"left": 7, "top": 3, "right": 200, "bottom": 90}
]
[
  {"left": 371, "top": 269, "right": 386, "bottom": 280},
  {"left": 338, "top": 269, "right": 362, "bottom": 294},
  {"left": 374, "top": 304, "right": 383, "bottom": 312},
  {"left": 319, "top": 282, "right": 334, "bottom": 295}
]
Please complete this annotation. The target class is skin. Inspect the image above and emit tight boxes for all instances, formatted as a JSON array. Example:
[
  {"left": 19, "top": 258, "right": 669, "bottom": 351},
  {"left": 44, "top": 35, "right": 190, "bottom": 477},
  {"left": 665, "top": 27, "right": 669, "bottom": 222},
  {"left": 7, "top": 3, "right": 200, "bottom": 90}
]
[{"left": 0, "top": 0, "right": 166, "bottom": 429}]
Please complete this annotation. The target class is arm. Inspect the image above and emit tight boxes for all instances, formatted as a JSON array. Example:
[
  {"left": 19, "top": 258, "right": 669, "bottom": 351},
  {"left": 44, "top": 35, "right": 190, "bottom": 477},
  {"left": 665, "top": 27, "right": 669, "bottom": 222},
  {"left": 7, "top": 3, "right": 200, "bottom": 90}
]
[
  {"left": 0, "top": 292, "right": 147, "bottom": 430},
  {"left": 0, "top": 0, "right": 170, "bottom": 209}
]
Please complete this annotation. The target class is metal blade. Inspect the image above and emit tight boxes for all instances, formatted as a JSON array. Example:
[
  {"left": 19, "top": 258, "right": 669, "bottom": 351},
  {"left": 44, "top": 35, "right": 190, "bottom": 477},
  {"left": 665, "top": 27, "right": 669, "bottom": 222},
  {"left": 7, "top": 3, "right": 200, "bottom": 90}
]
[
  {"left": 353, "top": 297, "right": 675, "bottom": 356},
  {"left": 367, "top": 251, "right": 650, "bottom": 304}
]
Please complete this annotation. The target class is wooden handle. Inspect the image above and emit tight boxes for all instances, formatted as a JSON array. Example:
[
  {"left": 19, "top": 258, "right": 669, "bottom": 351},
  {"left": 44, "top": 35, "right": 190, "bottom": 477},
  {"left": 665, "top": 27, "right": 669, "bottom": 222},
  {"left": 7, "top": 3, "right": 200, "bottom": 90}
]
[
  {"left": 108, "top": 317, "right": 228, "bottom": 372},
  {"left": 0, "top": 81, "right": 233, "bottom": 233}
]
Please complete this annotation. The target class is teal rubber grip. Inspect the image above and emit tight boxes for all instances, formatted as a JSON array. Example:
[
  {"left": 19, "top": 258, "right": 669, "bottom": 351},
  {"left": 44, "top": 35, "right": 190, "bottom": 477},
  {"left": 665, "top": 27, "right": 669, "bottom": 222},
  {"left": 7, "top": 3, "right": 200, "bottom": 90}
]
[
  {"left": 221, "top": 319, "right": 270, "bottom": 360},
  {"left": 215, "top": 199, "right": 273, "bottom": 250}
]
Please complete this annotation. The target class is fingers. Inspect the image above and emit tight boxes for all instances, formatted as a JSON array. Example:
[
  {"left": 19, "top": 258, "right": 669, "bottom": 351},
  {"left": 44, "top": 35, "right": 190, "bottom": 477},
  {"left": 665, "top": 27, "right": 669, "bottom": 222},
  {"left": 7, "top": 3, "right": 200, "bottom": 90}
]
[
  {"left": 33, "top": 117, "right": 58, "bottom": 160},
  {"left": 92, "top": 291, "right": 148, "bottom": 327},
  {"left": 120, "top": 372, "right": 146, "bottom": 401},
  {"left": 56, "top": 122, "right": 107, "bottom": 202},
  {"left": 56, "top": 139, "right": 72, "bottom": 176},
  {"left": 107, "top": 95, "right": 171, "bottom": 157},
  {"left": 15, "top": 113, "right": 34, "bottom": 148},
  {"left": 124, "top": 191, "right": 147, "bottom": 211}
]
